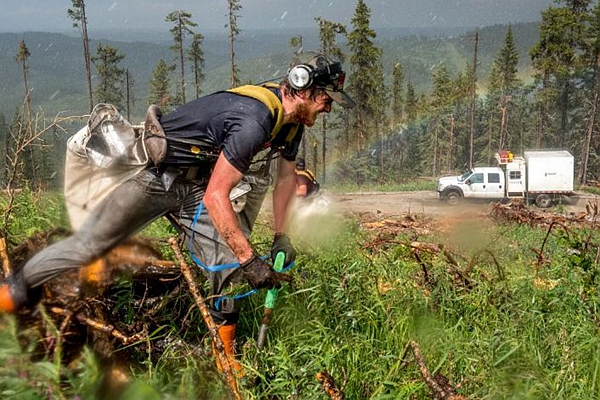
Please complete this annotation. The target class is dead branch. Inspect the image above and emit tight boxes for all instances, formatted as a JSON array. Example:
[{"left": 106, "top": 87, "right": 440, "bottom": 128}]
[
  {"left": 533, "top": 221, "right": 568, "bottom": 271},
  {"left": 316, "top": 369, "right": 344, "bottom": 400},
  {"left": 0, "top": 238, "right": 11, "bottom": 277},
  {"left": 168, "top": 237, "right": 242, "bottom": 400},
  {"left": 1, "top": 107, "right": 86, "bottom": 239},
  {"left": 402, "top": 340, "right": 465, "bottom": 399},
  {"left": 49, "top": 307, "right": 146, "bottom": 345}
]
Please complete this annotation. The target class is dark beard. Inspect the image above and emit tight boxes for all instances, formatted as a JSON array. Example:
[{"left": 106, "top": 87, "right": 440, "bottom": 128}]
[{"left": 295, "top": 102, "right": 317, "bottom": 126}]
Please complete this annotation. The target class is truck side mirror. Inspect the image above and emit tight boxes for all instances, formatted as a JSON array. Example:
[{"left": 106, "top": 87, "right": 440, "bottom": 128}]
[{"left": 465, "top": 179, "right": 472, "bottom": 185}]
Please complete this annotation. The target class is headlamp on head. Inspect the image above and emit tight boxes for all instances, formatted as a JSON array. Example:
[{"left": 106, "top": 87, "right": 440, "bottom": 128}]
[{"left": 287, "top": 52, "right": 356, "bottom": 108}]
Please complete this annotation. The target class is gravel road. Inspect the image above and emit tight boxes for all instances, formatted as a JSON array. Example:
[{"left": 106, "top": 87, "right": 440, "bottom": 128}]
[{"left": 326, "top": 190, "right": 600, "bottom": 217}]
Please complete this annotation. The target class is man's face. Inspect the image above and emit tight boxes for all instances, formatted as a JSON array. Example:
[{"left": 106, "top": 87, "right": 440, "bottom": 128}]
[{"left": 296, "top": 89, "right": 333, "bottom": 126}]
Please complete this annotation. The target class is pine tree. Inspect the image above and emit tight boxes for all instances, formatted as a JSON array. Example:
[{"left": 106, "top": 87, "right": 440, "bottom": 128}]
[
  {"left": 346, "top": 0, "right": 387, "bottom": 152},
  {"left": 531, "top": 1, "right": 591, "bottom": 147},
  {"left": 91, "top": 44, "right": 125, "bottom": 109},
  {"left": 289, "top": 35, "right": 303, "bottom": 55},
  {"left": 227, "top": 0, "right": 242, "bottom": 88},
  {"left": 124, "top": 69, "right": 135, "bottom": 121},
  {"left": 188, "top": 33, "right": 205, "bottom": 99},
  {"left": 405, "top": 82, "right": 417, "bottom": 123},
  {"left": 580, "top": 1, "right": 600, "bottom": 182},
  {"left": 15, "top": 40, "right": 31, "bottom": 112},
  {"left": 166, "top": 10, "right": 197, "bottom": 105},
  {"left": 494, "top": 25, "right": 520, "bottom": 94},
  {"left": 67, "top": 0, "right": 93, "bottom": 112},
  {"left": 149, "top": 59, "right": 176, "bottom": 111},
  {"left": 391, "top": 61, "right": 404, "bottom": 128},
  {"left": 486, "top": 25, "right": 521, "bottom": 152},
  {"left": 314, "top": 17, "right": 347, "bottom": 183}
]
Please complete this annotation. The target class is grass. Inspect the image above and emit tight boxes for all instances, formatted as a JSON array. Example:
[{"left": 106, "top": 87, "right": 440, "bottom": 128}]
[
  {"left": 2, "top": 190, "right": 600, "bottom": 398},
  {"left": 327, "top": 178, "right": 438, "bottom": 193}
]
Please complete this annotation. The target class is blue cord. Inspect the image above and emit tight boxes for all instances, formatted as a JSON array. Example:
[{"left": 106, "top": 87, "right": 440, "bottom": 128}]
[{"left": 189, "top": 200, "right": 294, "bottom": 310}]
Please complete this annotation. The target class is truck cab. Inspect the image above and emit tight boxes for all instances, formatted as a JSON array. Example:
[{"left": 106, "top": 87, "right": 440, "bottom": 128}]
[{"left": 437, "top": 167, "right": 506, "bottom": 204}]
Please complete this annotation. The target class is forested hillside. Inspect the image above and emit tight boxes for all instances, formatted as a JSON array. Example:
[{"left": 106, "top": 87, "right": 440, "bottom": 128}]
[{"left": 0, "top": 23, "right": 538, "bottom": 121}]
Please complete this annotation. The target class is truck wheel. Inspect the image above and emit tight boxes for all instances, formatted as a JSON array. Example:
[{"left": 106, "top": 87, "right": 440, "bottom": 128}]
[
  {"left": 535, "top": 194, "right": 552, "bottom": 208},
  {"left": 446, "top": 191, "right": 461, "bottom": 205}
]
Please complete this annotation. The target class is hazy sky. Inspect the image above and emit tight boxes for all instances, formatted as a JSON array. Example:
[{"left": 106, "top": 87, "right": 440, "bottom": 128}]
[{"left": 1, "top": 0, "right": 555, "bottom": 33}]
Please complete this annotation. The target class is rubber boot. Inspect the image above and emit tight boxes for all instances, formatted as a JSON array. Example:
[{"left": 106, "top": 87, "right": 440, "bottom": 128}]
[
  {"left": 0, "top": 272, "right": 28, "bottom": 313},
  {"left": 212, "top": 323, "right": 244, "bottom": 377}
]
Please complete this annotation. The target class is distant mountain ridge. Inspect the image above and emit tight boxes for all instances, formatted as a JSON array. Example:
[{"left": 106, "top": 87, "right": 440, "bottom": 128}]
[{"left": 0, "top": 22, "right": 539, "bottom": 122}]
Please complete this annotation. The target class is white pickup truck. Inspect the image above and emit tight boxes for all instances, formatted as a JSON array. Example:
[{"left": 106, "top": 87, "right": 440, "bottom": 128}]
[{"left": 437, "top": 150, "right": 575, "bottom": 208}]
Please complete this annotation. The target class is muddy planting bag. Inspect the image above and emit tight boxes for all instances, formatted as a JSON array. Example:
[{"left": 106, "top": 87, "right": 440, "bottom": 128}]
[{"left": 64, "top": 104, "right": 149, "bottom": 230}]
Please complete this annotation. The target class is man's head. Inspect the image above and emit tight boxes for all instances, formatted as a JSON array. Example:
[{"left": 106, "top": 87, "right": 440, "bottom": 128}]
[
  {"left": 281, "top": 52, "right": 355, "bottom": 127},
  {"left": 286, "top": 52, "right": 356, "bottom": 109}
]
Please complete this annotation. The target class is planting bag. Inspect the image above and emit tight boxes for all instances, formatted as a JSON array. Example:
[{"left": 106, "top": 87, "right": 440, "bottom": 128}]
[{"left": 64, "top": 104, "right": 149, "bottom": 230}]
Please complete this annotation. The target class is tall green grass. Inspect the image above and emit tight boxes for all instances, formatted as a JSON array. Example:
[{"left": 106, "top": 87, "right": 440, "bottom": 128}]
[{"left": 2, "top": 190, "right": 600, "bottom": 398}]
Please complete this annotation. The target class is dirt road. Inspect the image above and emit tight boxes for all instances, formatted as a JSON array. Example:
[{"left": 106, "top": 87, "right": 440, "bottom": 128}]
[{"left": 326, "top": 190, "right": 600, "bottom": 217}]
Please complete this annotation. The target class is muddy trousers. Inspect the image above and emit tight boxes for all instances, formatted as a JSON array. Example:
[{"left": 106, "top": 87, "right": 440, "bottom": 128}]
[
  {"left": 177, "top": 172, "right": 269, "bottom": 324},
  {"left": 18, "top": 168, "right": 268, "bottom": 324}
]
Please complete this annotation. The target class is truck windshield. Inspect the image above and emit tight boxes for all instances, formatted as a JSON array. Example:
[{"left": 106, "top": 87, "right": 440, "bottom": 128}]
[{"left": 458, "top": 170, "right": 473, "bottom": 182}]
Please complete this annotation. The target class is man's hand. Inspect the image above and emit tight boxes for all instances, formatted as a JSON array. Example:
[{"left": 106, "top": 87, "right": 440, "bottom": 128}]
[
  {"left": 241, "top": 255, "right": 291, "bottom": 290},
  {"left": 271, "top": 233, "right": 296, "bottom": 267}
]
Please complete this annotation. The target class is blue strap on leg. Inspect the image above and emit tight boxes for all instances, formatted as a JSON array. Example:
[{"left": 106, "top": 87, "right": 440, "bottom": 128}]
[{"left": 188, "top": 201, "right": 294, "bottom": 310}]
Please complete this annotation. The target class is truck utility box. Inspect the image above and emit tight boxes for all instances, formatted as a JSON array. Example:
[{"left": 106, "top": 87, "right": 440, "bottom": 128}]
[
  {"left": 524, "top": 151, "right": 574, "bottom": 193},
  {"left": 437, "top": 149, "right": 575, "bottom": 208}
]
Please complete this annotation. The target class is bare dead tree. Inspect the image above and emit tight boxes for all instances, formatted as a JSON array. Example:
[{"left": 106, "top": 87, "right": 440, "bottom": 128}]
[{"left": 1, "top": 102, "right": 83, "bottom": 242}]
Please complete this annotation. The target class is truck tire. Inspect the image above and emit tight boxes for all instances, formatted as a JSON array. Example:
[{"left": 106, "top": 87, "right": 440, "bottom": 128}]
[
  {"left": 535, "top": 194, "right": 552, "bottom": 208},
  {"left": 446, "top": 190, "right": 461, "bottom": 205}
]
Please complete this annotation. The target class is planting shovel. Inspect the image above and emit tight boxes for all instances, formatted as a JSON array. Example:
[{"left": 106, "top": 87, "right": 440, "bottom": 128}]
[{"left": 256, "top": 251, "right": 285, "bottom": 350}]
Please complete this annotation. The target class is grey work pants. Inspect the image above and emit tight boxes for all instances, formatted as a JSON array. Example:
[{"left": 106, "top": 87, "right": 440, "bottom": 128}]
[
  {"left": 20, "top": 168, "right": 269, "bottom": 324},
  {"left": 178, "top": 173, "right": 270, "bottom": 324}
]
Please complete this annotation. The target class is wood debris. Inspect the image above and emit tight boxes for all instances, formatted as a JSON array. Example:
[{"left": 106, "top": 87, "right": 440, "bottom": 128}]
[
  {"left": 169, "top": 237, "right": 242, "bottom": 400},
  {"left": 490, "top": 199, "right": 600, "bottom": 227},
  {"left": 401, "top": 340, "right": 465, "bottom": 399},
  {"left": 316, "top": 369, "right": 344, "bottom": 400}
]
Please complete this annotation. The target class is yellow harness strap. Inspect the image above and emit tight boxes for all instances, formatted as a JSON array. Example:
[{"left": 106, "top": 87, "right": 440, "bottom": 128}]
[{"left": 227, "top": 84, "right": 299, "bottom": 142}]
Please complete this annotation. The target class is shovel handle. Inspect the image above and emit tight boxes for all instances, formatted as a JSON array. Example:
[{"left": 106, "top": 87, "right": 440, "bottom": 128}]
[{"left": 257, "top": 252, "right": 286, "bottom": 350}]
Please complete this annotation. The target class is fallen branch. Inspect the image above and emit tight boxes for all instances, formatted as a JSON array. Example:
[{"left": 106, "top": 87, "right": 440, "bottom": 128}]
[
  {"left": 316, "top": 369, "right": 344, "bottom": 400},
  {"left": 402, "top": 340, "right": 465, "bottom": 399},
  {"left": 0, "top": 238, "right": 11, "bottom": 277},
  {"left": 49, "top": 307, "right": 145, "bottom": 345},
  {"left": 168, "top": 237, "right": 242, "bottom": 400}
]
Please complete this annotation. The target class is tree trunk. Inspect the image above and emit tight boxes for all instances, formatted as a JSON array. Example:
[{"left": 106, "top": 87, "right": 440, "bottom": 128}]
[
  {"left": 321, "top": 115, "right": 327, "bottom": 183},
  {"left": 469, "top": 29, "right": 479, "bottom": 169},
  {"left": 81, "top": 2, "right": 93, "bottom": 112}
]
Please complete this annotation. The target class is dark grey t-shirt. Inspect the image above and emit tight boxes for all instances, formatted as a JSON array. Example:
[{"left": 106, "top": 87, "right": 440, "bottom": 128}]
[{"left": 159, "top": 88, "right": 303, "bottom": 173}]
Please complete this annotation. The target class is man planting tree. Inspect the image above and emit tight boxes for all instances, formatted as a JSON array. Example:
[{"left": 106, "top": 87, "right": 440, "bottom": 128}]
[{"left": 0, "top": 51, "right": 355, "bottom": 371}]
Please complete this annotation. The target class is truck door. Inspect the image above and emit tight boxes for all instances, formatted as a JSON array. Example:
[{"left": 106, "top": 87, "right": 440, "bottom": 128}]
[
  {"left": 505, "top": 160, "right": 526, "bottom": 198},
  {"left": 463, "top": 172, "right": 486, "bottom": 198},
  {"left": 485, "top": 172, "right": 504, "bottom": 198}
]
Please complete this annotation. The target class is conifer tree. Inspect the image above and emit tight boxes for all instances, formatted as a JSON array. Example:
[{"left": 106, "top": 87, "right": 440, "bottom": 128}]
[
  {"left": 188, "top": 33, "right": 205, "bottom": 99},
  {"left": 580, "top": 1, "right": 600, "bottom": 183},
  {"left": 289, "top": 35, "right": 303, "bottom": 55},
  {"left": 166, "top": 10, "right": 197, "bottom": 105},
  {"left": 91, "top": 44, "right": 125, "bottom": 109},
  {"left": 314, "top": 17, "right": 347, "bottom": 182},
  {"left": 227, "top": 0, "right": 242, "bottom": 88},
  {"left": 124, "top": 69, "right": 135, "bottom": 121},
  {"left": 391, "top": 61, "right": 404, "bottom": 128},
  {"left": 346, "top": 0, "right": 387, "bottom": 153},
  {"left": 531, "top": 1, "right": 591, "bottom": 147},
  {"left": 149, "top": 59, "right": 176, "bottom": 111},
  {"left": 67, "top": 0, "right": 93, "bottom": 112},
  {"left": 405, "top": 82, "right": 417, "bottom": 123},
  {"left": 487, "top": 25, "right": 520, "bottom": 152},
  {"left": 15, "top": 40, "right": 31, "bottom": 112}
]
